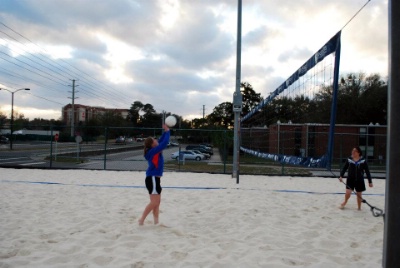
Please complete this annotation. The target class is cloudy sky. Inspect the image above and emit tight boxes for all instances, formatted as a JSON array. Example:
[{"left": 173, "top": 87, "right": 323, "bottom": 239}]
[{"left": 0, "top": 0, "right": 388, "bottom": 121}]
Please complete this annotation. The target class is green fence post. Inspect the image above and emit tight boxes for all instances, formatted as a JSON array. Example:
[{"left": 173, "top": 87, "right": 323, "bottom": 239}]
[
  {"left": 50, "top": 126, "right": 53, "bottom": 168},
  {"left": 104, "top": 127, "right": 108, "bottom": 170},
  {"left": 366, "top": 130, "right": 369, "bottom": 161},
  {"left": 178, "top": 146, "right": 181, "bottom": 172},
  {"left": 281, "top": 131, "right": 285, "bottom": 175},
  {"left": 223, "top": 130, "right": 227, "bottom": 174},
  {"left": 339, "top": 133, "right": 343, "bottom": 171}
]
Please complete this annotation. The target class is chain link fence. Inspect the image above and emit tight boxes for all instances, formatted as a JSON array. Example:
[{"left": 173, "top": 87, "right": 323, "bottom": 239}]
[{"left": 0, "top": 125, "right": 386, "bottom": 177}]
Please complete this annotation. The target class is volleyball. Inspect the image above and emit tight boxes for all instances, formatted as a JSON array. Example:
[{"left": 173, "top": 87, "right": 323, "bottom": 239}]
[{"left": 165, "top": 116, "right": 177, "bottom": 127}]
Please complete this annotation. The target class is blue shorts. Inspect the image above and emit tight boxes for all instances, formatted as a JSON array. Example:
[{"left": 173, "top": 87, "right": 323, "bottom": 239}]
[{"left": 145, "top": 176, "right": 162, "bottom": 195}]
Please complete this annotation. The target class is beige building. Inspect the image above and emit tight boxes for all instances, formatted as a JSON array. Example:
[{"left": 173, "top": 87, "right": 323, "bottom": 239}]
[{"left": 62, "top": 104, "right": 129, "bottom": 125}]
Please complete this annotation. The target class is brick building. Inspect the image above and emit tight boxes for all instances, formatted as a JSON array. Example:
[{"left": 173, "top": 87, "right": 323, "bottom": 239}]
[{"left": 242, "top": 123, "right": 387, "bottom": 161}]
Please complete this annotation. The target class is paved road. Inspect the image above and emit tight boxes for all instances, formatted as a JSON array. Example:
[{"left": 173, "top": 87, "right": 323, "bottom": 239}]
[
  {"left": 0, "top": 142, "right": 222, "bottom": 171},
  {"left": 0, "top": 141, "right": 143, "bottom": 168},
  {"left": 77, "top": 147, "right": 178, "bottom": 171}
]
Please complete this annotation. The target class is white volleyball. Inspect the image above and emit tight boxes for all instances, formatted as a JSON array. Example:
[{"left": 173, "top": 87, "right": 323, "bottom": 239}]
[{"left": 165, "top": 116, "right": 177, "bottom": 127}]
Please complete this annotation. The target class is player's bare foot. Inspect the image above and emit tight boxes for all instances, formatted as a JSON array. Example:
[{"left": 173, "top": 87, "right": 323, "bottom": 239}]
[
  {"left": 339, "top": 203, "right": 345, "bottom": 209},
  {"left": 154, "top": 217, "right": 159, "bottom": 225},
  {"left": 138, "top": 219, "right": 144, "bottom": 226}
]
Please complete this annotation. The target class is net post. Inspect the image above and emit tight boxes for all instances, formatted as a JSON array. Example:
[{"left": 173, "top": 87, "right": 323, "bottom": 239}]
[
  {"left": 103, "top": 127, "right": 108, "bottom": 170},
  {"left": 232, "top": 0, "right": 242, "bottom": 181},
  {"left": 383, "top": 1, "right": 400, "bottom": 266},
  {"left": 326, "top": 31, "right": 342, "bottom": 171}
]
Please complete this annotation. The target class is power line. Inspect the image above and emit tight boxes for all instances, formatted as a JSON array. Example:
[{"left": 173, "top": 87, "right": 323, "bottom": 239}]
[
  {"left": 0, "top": 66, "right": 65, "bottom": 93},
  {"left": 0, "top": 37, "right": 128, "bottom": 107},
  {"left": 27, "top": 93, "right": 65, "bottom": 106},
  {"left": 0, "top": 53, "right": 68, "bottom": 87},
  {"left": 0, "top": 22, "right": 136, "bottom": 107}
]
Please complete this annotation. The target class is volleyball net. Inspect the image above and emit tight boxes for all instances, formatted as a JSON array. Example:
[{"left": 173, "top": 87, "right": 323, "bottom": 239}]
[{"left": 241, "top": 31, "right": 342, "bottom": 169}]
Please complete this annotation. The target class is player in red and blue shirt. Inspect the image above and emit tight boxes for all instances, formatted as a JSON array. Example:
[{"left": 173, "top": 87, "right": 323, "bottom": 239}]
[{"left": 138, "top": 124, "right": 170, "bottom": 225}]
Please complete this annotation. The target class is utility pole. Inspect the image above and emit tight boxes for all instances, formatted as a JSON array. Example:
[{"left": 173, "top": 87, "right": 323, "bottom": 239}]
[
  {"left": 202, "top": 105, "right": 205, "bottom": 119},
  {"left": 232, "top": 0, "right": 243, "bottom": 183},
  {"left": 68, "top": 79, "right": 79, "bottom": 137}
]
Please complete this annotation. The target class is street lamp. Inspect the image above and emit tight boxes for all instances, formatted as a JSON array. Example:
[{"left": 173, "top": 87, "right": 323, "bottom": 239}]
[{"left": 0, "top": 87, "right": 30, "bottom": 150}]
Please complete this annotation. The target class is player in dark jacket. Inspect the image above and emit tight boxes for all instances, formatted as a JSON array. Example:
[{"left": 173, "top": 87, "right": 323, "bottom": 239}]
[
  {"left": 138, "top": 124, "right": 170, "bottom": 225},
  {"left": 339, "top": 146, "right": 373, "bottom": 210}
]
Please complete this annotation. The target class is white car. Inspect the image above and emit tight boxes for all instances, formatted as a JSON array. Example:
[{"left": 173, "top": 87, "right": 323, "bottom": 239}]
[
  {"left": 170, "top": 141, "right": 180, "bottom": 146},
  {"left": 190, "top": 150, "right": 211, "bottom": 159},
  {"left": 171, "top": 151, "right": 205, "bottom": 161}
]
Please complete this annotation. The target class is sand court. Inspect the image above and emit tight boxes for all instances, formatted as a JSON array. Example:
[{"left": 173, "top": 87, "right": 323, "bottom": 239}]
[{"left": 0, "top": 168, "right": 385, "bottom": 267}]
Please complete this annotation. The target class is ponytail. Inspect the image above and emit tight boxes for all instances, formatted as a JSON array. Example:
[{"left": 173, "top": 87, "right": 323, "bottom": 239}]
[{"left": 144, "top": 137, "right": 154, "bottom": 156}]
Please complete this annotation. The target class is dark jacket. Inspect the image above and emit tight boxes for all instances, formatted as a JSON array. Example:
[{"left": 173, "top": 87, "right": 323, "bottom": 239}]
[
  {"left": 145, "top": 130, "right": 170, "bottom": 177},
  {"left": 340, "top": 157, "right": 372, "bottom": 183}
]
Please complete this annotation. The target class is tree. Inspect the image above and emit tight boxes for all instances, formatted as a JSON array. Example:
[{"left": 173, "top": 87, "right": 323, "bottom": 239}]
[
  {"left": 13, "top": 113, "right": 29, "bottom": 131},
  {"left": 241, "top": 82, "right": 262, "bottom": 116},
  {"left": 208, "top": 102, "right": 234, "bottom": 128},
  {"left": 128, "top": 101, "right": 144, "bottom": 126},
  {"left": 141, "top": 104, "right": 162, "bottom": 128},
  {"left": 99, "top": 111, "right": 128, "bottom": 138},
  {"left": 203, "top": 82, "right": 262, "bottom": 129},
  {"left": 85, "top": 118, "right": 102, "bottom": 137},
  {"left": 0, "top": 110, "right": 6, "bottom": 129},
  {"left": 128, "top": 101, "right": 163, "bottom": 127},
  {"left": 359, "top": 74, "right": 387, "bottom": 125},
  {"left": 191, "top": 118, "right": 208, "bottom": 129}
]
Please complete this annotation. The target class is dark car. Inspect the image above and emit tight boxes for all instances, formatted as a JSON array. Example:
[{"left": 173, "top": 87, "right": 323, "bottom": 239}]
[
  {"left": 115, "top": 136, "right": 126, "bottom": 144},
  {"left": 199, "top": 145, "right": 213, "bottom": 154},
  {"left": 186, "top": 145, "right": 213, "bottom": 155},
  {"left": 0, "top": 136, "right": 9, "bottom": 144},
  {"left": 199, "top": 143, "right": 213, "bottom": 148}
]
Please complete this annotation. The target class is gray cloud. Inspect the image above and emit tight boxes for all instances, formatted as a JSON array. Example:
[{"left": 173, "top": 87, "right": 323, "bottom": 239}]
[
  {"left": 0, "top": 0, "right": 389, "bottom": 120},
  {"left": 277, "top": 47, "right": 314, "bottom": 63}
]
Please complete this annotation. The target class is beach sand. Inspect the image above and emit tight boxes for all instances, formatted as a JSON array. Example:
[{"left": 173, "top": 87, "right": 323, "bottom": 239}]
[{"left": 0, "top": 168, "right": 385, "bottom": 267}]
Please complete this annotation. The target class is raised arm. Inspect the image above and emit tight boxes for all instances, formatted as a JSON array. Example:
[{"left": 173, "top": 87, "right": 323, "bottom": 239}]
[{"left": 148, "top": 130, "right": 170, "bottom": 156}]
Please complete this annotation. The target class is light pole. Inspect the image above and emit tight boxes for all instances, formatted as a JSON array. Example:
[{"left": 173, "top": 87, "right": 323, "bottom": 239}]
[{"left": 0, "top": 87, "right": 30, "bottom": 150}]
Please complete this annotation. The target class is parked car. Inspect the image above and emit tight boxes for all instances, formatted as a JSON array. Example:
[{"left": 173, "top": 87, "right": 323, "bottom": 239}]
[
  {"left": 199, "top": 143, "right": 213, "bottom": 148},
  {"left": 199, "top": 145, "right": 213, "bottom": 155},
  {"left": 190, "top": 150, "right": 211, "bottom": 159},
  {"left": 186, "top": 145, "right": 213, "bottom": 155},
  {"left": 115, "top": 136, "right": 126, "bottom": 144},
  {"left": 125, "top": 137, "right": 133, "bottom": 143},
  {"left": 170, "top": 141, "right": 180, "bottom": 146},
  {"left": 171, "top": 151, "right": 205, "bottom": 161},
  {"left": 136, "top": 137, "right": 144, "bottom": 142},
  {"left": 190, "top": 147, "right": 212, "bottom": 157},
  {"left": 0, "top": 136, "right": 9, "bottom": 144}
]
